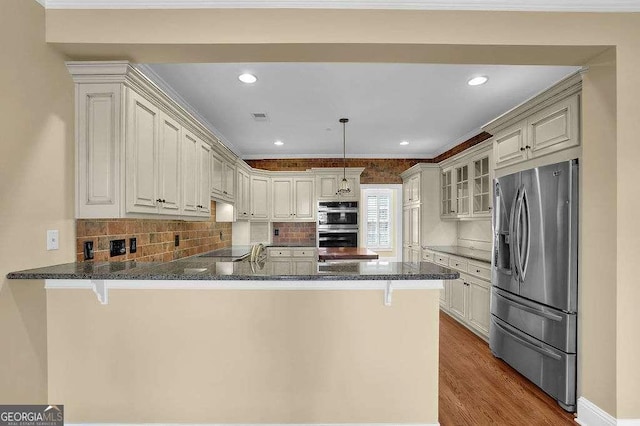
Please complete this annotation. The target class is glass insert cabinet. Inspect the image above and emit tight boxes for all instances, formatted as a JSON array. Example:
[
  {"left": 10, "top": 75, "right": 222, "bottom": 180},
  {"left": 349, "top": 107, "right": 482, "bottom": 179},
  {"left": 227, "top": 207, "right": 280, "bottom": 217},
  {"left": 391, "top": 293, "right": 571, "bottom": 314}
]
[{"left": 440, "top": 148, "right": 493, "bottom": 220}]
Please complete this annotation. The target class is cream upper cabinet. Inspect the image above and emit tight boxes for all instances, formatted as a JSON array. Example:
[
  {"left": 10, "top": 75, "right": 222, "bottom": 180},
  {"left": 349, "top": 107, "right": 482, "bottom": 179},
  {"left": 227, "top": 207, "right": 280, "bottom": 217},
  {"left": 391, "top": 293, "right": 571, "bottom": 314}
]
[
  {"left": 403, "top": 173, "right": 421, "bottom": 206},
  {"left": 69, "top": 61, "right": 225, "bottom": 221},
  {"left": 271, "top": 176, "right": 315, "bottom": 221},
  {"left": 211, "top": 152, "right": 235, "bottom": 203},
  {"left": 485, "top": 75, "right": 581, "bottom": 171},
  {"left": 272, "top": 178, "right": 294, "bottom": 220},
  {"left": 197, "top": 141, "right": 211, "bottom": 215},
  {"left": 293, "top": 178, "right": 315, "bottom": 220},
  {"left": 493, "top": 123, "right": 528, "bottom": 169},
  {"left": 471, "top": 151, "right": 493, "bottom": 218},
  {"left": 181, "top": 130, "right": 200, "bottom": 216},
  {"left": 313, "top": 168, "right": 363, "bottom": 201},
  {"left": 157, "top": 112, "right": 182, "bottom": 214},
  {"left": 236, "top": 168, "right": 250, "bottom": 220},
  {"left": 402, "top": 207, "right": 411, "bottom": 250},
  {"left": 527, "top": 94, "right": 579, "bottom": 158},
  {"left": 410, "top": 205, "right": 420, "bottom": 248},
  {"left": 440, "top": 167, "right": 456, "bottom": 218},
  {"left": 250, "top": 174, "right": 270, "bottom": 220},
  {"left": 454, "top": 163, "right": 470, "bottom": 218},
  {"left": 439, "top": 144, "right": 493, "bottom": 221},
  {"left": 125, "top": 91, "right": 160, "bottom": 215}
]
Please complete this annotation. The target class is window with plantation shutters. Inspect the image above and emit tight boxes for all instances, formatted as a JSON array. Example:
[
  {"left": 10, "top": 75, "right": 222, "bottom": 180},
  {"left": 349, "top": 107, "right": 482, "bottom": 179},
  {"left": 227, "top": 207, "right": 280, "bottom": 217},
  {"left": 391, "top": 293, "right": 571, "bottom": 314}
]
[{"left": 365, "top": 191, "right": 392, "bottom": 249}]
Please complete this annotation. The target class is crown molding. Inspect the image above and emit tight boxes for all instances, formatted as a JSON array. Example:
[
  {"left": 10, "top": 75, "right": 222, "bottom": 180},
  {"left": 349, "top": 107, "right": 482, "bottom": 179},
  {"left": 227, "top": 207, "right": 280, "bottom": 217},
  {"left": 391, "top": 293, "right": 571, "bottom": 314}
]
[
  {"left": 41, "top": 0, "right": 640, "bottom": 11},
  {"left": 241, "top": 153, "right": 435, "bottom": 160}
]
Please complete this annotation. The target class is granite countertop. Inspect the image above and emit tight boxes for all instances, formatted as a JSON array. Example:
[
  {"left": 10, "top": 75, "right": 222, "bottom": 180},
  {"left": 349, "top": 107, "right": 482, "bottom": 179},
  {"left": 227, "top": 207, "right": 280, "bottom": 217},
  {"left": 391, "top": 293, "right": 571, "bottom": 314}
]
[
  {"left": 7, "top": 258, "right": 458, "bottom": 281},
  {"left": 424, "top": 245, "right": 492, "bottom": 263}
]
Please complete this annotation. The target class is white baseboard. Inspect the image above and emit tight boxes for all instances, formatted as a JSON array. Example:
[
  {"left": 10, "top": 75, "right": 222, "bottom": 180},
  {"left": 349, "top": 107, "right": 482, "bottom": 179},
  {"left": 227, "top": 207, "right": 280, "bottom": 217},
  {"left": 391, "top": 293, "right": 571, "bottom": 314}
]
[
  {"left": 576, "top": 397, "right": 640, "bottom": 426},
  {"left": 67, "top": 423, "right": 439, "bottom": 426}
]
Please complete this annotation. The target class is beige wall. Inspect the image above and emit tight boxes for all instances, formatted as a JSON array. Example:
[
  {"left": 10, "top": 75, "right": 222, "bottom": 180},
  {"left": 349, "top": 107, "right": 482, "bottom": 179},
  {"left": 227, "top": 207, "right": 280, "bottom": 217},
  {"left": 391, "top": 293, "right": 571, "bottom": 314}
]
[
  {"left": 47, "top": 289, "right": 440, "bottom": 423},
  {"left": 580, "top": 48, "right": 617, "bottom": 415},
  {"left": 0, "top": 0, "right": 74, "bottom": 403}
]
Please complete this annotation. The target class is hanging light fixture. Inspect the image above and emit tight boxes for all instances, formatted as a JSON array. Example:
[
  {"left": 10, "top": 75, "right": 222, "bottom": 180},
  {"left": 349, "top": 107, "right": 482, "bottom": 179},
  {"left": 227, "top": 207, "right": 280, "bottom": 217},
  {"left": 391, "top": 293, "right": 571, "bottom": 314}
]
[{"left": 337, "top": 118, "right": 351, "bottom": 195}]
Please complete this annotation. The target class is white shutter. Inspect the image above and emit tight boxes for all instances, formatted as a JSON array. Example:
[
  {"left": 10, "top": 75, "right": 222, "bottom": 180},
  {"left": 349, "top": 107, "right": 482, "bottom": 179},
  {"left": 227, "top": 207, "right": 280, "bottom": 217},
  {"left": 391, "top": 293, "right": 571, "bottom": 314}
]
[{"left": 365, "top": 191, "right": 392, "bottom": 249}]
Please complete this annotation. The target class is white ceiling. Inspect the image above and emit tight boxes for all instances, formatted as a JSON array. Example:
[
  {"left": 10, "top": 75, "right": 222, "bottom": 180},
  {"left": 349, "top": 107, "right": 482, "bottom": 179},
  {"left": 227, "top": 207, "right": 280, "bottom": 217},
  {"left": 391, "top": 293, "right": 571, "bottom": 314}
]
[{"left": 145, "top": 63, "right": 579, "bottom": 159}]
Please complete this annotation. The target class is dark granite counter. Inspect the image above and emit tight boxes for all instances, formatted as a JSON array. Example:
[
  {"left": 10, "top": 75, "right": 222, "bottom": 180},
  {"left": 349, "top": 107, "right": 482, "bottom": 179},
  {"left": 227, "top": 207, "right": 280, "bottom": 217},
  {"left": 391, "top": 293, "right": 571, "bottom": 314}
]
[
  {"left": 425, "top": 246, "right": 492, "bottom": 263},
  {"left": 7, "top": 258, "right": 458, "bottom": 281}
]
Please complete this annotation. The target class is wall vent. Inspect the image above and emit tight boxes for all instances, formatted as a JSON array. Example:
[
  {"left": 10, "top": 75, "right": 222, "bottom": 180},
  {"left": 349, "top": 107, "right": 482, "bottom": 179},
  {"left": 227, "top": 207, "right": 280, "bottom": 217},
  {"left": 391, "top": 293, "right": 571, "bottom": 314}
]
[{"left": 251, "top": 112, "right": 269, "bottom": 122}]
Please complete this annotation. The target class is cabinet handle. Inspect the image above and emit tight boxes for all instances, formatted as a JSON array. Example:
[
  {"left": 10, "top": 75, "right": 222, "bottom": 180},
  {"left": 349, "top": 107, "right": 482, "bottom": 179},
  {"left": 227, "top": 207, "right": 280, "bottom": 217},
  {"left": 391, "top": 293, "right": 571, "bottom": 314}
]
[
  {"left": 162, "top": 199, "right": 166, "bottom": 203},
  {"left": 476, "top": 269, "right": 481, "bottom": 273},
  {"left": 525, "top": 145, "right": 531, "bottom": 149},
  {"left": 156, "top": 198, "right": 162, "bottom": 203},
  {"left": 520, "top": 147, "right": 525, "bottom": 151}
]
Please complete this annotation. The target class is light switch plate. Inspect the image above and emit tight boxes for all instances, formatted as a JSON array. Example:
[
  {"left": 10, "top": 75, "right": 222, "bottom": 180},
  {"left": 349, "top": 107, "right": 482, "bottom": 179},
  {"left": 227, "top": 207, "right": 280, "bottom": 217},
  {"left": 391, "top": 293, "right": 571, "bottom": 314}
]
[{"left": 47, "top": 230, "right": 59, "bottom": 251}]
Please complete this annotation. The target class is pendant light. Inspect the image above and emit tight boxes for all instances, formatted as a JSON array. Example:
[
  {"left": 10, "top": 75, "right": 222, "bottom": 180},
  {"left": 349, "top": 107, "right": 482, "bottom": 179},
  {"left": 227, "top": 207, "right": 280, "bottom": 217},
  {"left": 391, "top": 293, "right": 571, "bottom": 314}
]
[{"left": 337, "top": 118, "right": 351, "bottom": 195}]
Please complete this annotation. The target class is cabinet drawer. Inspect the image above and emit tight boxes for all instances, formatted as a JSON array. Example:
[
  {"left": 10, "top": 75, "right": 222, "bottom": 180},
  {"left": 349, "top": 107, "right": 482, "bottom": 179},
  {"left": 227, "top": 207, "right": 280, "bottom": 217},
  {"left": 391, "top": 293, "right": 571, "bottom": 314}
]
[
  {"left": 468, "top": 260, "right": 491, "bottom": 281},
  {"left": 434, "top": 253, "right": 450, "bottom": 266},
  {"left": 422, "top": 250, "right": 435, "bottom": 262},
  {"left": 449, "top": 256, "right": 468, "bottom": 272},
  {"left": 269, "top": 249, "right": 292, "bottom": 258},
  {"left": 293, "top": 248, "right": 316, "bottom": 258}
]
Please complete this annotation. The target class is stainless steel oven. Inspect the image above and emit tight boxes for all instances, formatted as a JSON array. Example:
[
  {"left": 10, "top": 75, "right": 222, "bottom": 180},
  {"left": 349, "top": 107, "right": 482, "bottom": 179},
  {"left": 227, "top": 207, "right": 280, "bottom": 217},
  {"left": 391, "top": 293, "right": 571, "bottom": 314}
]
[
  {"left": 317, "top": 202, "right": 358, "bottom": 247},
  {"left": 318, "top": 201, "right": 358, "bottom": 226}
]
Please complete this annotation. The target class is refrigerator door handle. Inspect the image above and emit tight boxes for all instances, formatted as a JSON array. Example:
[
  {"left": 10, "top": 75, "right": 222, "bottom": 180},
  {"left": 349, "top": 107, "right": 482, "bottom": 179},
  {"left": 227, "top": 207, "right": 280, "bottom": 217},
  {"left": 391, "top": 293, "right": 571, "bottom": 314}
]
[
  {"left": 520, "top": 187, "right": 531, "bottom": 280},
  {"left": 514, "top": 185, "right": 525, "bottom": 281},
  {"left": 509, "top": 187, "right": 521, "bottom": 280},
  {"left": 495, "top": 289, "right": 564, "bottom": 322},
  {"left": 492, "top": 318, "right": 563, "bottom": 361}
]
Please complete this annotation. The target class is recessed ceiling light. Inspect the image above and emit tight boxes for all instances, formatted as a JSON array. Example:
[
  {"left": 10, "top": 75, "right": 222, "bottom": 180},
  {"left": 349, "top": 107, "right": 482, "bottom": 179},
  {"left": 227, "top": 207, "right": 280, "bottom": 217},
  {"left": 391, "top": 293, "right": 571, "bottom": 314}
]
[
  {"left": 274, "top": 140, "right": 284, "bottom": 146},
  {"left": 468, "top": 76, "right": 489, "bottom": 86},
  {"left": 238, "top": 73, "right": 257, "bottom": 84},
  {"left": 400, "top": 141, "right": 409, "bottom": 146}
]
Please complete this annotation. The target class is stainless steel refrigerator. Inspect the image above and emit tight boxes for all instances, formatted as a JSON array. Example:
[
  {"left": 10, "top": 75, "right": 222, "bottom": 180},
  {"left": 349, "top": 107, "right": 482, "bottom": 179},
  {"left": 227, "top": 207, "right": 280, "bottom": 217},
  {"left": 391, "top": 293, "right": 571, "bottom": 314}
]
[{"left": 490, "top": 159, "right": 578, "bottom": 412}]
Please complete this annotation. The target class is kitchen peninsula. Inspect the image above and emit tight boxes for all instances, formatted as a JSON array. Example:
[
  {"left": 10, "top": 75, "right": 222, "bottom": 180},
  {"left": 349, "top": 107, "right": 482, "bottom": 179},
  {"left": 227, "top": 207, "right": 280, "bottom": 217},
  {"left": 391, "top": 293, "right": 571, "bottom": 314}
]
[{"left": 8, "top": 258, "right": 456, "bottom": 424}]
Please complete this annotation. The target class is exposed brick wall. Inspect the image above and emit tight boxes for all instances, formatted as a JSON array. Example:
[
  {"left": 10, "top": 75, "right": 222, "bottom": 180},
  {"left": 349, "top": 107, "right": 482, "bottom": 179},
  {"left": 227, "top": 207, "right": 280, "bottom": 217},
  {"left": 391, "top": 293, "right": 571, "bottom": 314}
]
[
  {"left": 272, "top": 222, "right": 316, "bottom": 246},
  {"left": 245, "top": 158, "right": 427, "bottom": 184},
  {"left": 433, "top": 132, "right": 493, "bottom": 163},
  {"left": 245, "top": 133, "right": 492, "bottom": 182},
  {"left": 76, "top": 200, "right": 231, "bottom": 262}
]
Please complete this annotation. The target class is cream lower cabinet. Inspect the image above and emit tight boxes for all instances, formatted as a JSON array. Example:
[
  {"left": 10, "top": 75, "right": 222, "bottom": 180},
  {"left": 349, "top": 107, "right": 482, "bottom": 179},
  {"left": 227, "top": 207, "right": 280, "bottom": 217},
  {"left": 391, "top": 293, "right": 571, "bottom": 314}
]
[
  {"left": 267, "top": 248, "right": 317, "bottom": 274},
  {"left": 432, "top": 250, "right": 491, "bottom": 340},
  {"left": 271, "top": 176, "right": 315, "bottom": 221}
]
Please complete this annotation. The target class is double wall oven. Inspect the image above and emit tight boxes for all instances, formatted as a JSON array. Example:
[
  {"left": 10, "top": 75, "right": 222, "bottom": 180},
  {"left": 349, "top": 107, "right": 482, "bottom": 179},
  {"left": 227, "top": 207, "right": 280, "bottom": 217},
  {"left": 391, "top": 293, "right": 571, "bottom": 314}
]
[{"left": 317, "top": 201, "right": 358, "bottom": 247}]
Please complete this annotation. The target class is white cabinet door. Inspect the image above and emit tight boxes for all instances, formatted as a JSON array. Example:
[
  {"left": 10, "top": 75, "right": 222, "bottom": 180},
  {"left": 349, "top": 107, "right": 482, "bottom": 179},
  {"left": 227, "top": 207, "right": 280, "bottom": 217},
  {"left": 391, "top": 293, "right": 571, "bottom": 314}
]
[
  {"left": 403, "top": 207, "right": 410, "bottom": 248},
  {"left": 181, "top": 130, "right": 199, "bottom": 215},
  {"left": 235, "top": 169, "right": 250, "bottom": 220},
  {"left": 410, "top": 174, "right": 421, "bottom": 204},
  {"left": 272, "top": 178, "right": 293, "bottom": 220},
  {"left": 271, "top": 259, "right": 292, "bottom": 275},
  {"left": 467, "top": 278, "right": 490, "bottom": 338},
  {"left": 157, "top": 112, "right": 181, "bottom": 214},
  {"left": 439, "top": 280, "right": 450, "bottom": 309},
  {"left": 493, "top": 123, "right": 527, "bottom": 169},
  {"left": 197, "top": 141, "right": 211, "bottom": 216},
  {"left": 211, "top": 151, "right": 224, "bottom": 197},
  {"left": 528, "top": 94, "right": 579, "bottom": 159},
  {"left": 440, "top": 168, "right": 455, "bottom": 218},
  {"left": 471, "top": 152, "right": 492, "bottom": 218},
  {"left": 410, "top": 205, "right": 420, "bottom": 248},
  {"left": 223, "top": 161, "right": 235, "bottom": 199},
  {"left": 294, "top": 178, "right": 315, "bottom": 220},
  {"left": 410, "top": 248, "right": 421, "bottom": 263},
  {"left": 293, "top": 260, "right": 315, "bottom": 275},
  {"left": 403, "top": 247, "right": 410, "bottom": 262},
  {"left": 448, "top": 277, "right": 467, "bottom": 323},
  {"left": 126, "top": 91, "right": 159, "bottom": 214},
  {"left": 454, "top": 163, "right": 470, "bottom": 217},
  {"left": 251, "top": 175, "right": 270, "bottom": 219},
  {"left": 317, "top": 175, "right": 338, "bottom": 199},
  {"left": 403, "top": 179, "right": 412, "bottom": 206}
]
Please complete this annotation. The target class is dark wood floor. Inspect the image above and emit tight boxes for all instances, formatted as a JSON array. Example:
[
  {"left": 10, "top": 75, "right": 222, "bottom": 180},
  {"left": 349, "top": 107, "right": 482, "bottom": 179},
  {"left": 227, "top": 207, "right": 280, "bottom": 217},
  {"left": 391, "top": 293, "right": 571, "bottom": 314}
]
[{"left": 439, "top": 311, "right": 577, "bottom": 426}]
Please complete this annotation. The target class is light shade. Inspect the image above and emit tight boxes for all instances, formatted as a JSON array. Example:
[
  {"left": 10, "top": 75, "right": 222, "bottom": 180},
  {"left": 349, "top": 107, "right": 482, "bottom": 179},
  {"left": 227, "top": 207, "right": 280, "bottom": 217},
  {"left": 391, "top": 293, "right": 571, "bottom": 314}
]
[{"left": 337, "top": 177, "right": 351, "bottom": 194}]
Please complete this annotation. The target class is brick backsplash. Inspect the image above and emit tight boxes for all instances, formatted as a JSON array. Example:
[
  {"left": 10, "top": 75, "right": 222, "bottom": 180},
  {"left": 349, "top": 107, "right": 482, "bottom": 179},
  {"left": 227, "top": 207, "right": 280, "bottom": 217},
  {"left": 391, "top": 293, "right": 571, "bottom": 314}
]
[
  {"left": 76, "top": 200, "right": 231, "bottom": 262},
  {"left": 272, "top": 222, "right": 316, "bottom": 246}
]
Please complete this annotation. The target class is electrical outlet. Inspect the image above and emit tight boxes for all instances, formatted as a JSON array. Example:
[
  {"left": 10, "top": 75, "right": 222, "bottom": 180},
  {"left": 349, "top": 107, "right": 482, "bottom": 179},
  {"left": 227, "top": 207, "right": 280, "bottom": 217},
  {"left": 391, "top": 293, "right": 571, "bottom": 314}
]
[
  {"left": 174, "top": 235, "right": 180, "bottom": 247},
  {"left": 129, "top": 237, "right": 137, "bottom": 254},
  {"left": 83, "top": 241, "right": 94, "bottom": 260},
  {"left": 109, "top": 239, "right": 126, "bottom": 257},
  {"left": 219, "top": 231, "right": 223, "bottom": 239},
  {"left": 274, "top": 228, "right": 279, "bottom": 236},
  {"left": 47, "top": 230, "right": 59, "bottom": 251}
]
